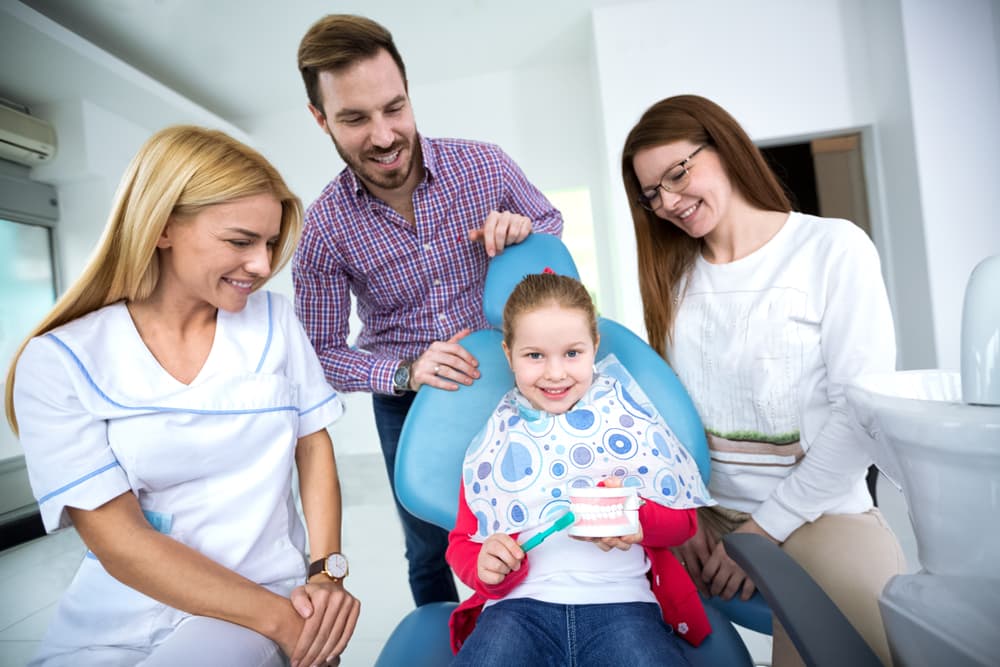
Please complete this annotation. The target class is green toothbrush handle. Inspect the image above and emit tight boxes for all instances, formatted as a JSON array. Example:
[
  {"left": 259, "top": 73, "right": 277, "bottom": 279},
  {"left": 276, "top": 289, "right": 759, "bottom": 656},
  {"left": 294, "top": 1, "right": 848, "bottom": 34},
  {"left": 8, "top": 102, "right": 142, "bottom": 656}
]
[{"left": 520, "top": 512, "right": 575, "bottom": 552}]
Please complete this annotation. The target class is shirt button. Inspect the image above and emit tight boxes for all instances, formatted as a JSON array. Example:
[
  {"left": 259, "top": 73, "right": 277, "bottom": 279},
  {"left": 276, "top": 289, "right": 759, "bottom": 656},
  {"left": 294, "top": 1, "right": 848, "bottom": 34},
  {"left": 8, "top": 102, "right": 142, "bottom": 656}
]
[
  {"left": 423, "top": 244, "right": 432, "bottom": 252},
  {"left": 438, "top": 313, "right": 446, "bottom": 321},
  {"left": 433, "top": 279, "right": 441, "bottom": 286}
]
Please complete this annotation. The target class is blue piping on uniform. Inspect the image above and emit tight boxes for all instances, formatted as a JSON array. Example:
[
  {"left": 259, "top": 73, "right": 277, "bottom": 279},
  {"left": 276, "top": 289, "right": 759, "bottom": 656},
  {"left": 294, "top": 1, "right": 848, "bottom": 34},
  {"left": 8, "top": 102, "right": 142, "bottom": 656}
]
[
  {"left": 38, "top": 461, "right": 121, "bottom": 504},
  {"left": 46, "top": 333, "right": 298, "bottom": 416},
  {"left": 301, "top": 392, "right": 340, "bottom": 416}
]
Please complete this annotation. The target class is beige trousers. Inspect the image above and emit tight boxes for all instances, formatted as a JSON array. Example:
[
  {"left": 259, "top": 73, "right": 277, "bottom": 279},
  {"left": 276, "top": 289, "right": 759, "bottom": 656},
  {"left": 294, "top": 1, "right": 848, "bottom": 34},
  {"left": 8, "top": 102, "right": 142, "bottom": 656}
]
[{"left": 699, "top": 506, "right": 907, "bottom": 666}]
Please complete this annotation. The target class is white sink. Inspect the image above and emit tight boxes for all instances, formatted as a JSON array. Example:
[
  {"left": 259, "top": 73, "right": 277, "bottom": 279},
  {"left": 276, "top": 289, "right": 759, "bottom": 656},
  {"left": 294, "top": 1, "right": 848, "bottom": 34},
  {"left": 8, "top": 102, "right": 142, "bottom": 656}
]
[{"left": 846, "top": 370, "right": 1000, "bottom": 580}]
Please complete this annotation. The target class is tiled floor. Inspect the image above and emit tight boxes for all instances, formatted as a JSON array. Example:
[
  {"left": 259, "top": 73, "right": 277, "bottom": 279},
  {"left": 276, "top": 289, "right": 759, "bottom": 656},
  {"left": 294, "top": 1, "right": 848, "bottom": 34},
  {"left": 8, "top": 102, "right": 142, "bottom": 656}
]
[{"left": 0, "top": 392, "right": 918, "bottom": 666}]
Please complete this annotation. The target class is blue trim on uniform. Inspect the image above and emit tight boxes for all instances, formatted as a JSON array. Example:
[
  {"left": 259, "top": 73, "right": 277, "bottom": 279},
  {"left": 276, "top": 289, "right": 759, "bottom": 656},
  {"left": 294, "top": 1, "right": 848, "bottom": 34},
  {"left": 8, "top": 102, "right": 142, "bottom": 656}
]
[
  {"left": 46, "top": 333, "right": 298, "bottom": 415},
  {"left": 38, "top": 461, "right": 122, "bottom": 504},
  {"left": 301, "top": 391, "right": 341, "bottom": 416},
  {"left": 255, "top": 291, "right": 274, "bottom": 373}
]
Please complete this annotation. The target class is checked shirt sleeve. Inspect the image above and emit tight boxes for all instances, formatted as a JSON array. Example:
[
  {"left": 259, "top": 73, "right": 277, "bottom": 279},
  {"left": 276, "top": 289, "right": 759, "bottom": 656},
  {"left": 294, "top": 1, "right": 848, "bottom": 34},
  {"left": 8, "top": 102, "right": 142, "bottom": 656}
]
[{"left": 292, "top": 213, "right": 399, "bottom": 395}]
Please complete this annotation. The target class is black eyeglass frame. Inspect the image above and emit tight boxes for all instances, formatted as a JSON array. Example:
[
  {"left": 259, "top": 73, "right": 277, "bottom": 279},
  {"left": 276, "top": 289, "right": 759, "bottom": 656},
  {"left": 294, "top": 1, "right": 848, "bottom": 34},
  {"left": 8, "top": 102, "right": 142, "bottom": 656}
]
[{"left": 636, "top": 144, "right": 708, "bottom": 211}]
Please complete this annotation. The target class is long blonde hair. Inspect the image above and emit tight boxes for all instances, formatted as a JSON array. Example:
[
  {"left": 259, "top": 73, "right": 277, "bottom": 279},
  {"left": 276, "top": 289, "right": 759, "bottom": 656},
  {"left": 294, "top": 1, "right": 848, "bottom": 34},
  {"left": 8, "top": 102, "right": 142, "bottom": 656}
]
[
  {"left": 621, "top": 95, "right": 791, "bottom": 359},
  {"left": 4, "top": 125, "right": 302, "bottom": 434}
]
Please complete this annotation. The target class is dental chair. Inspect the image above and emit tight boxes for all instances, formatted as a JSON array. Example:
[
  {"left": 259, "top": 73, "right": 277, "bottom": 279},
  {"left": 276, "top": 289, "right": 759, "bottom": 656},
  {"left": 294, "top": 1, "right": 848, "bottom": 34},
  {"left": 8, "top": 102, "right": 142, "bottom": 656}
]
[{"left": 373, "top": 233, "right": 834, "bottom": 667}]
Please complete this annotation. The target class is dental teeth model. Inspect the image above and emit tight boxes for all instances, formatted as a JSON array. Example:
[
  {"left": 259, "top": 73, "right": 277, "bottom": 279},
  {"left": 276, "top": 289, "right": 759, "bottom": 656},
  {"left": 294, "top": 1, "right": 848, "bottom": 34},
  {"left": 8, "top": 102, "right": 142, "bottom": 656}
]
[{"left": 568, "top": 486, "right": 642, "bottom": 537}]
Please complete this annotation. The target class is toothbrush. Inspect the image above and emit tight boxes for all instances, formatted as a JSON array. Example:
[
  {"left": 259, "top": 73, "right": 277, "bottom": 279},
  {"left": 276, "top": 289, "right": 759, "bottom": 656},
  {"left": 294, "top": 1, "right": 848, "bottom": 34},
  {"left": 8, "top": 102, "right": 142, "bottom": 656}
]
[{"left": 520, "top": 511, "right": 576, "bottom": 552}]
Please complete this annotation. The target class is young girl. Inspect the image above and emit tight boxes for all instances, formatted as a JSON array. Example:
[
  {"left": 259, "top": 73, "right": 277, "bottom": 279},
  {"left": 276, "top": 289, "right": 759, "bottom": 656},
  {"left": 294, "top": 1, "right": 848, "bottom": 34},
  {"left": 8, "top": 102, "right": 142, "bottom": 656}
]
[{"left": 446, "top": 272, "right": 714, "bottom": 666}]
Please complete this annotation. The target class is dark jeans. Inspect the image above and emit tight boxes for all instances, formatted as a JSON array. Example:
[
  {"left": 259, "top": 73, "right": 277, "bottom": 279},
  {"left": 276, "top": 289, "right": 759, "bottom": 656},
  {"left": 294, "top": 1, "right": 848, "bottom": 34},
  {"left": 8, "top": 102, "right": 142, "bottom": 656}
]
[
  {"left": 372, "top": 392, "right": 459, "bottom": 607},
  {"left": 452, "top": 598, "right": 691, "bottom": 667}
]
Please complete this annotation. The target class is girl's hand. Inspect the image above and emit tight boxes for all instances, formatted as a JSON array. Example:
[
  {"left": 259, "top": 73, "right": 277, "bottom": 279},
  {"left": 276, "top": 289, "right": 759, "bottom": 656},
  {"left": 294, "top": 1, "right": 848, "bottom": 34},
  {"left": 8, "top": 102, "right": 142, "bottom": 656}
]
[
  {"left": 287, "top": 582, "right": 360, "bottom": 667},
  {"left": 477, "top": 533, "right": 524, "bottom": 585},
  {"left": 571, "top": 526, "right": 644, "bottom": 552}
]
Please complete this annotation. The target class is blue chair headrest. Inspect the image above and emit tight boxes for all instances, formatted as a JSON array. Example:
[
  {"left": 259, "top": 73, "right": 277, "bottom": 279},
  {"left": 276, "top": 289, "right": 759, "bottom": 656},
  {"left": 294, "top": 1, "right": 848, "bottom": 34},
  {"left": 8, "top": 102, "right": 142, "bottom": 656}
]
[{"left": 483, "top": 233, "right": 580, "bottom": 329}]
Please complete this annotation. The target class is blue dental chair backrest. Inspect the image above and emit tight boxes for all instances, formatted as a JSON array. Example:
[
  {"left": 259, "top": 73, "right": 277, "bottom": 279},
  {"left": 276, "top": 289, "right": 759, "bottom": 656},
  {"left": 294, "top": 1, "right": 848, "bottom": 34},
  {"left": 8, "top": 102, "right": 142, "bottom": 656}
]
[
  {"left": 382, "top": 234, "right": 760, "bottom": 667},
  {"left": 395, "top": 233, "right": 710, "bottom": 529}
]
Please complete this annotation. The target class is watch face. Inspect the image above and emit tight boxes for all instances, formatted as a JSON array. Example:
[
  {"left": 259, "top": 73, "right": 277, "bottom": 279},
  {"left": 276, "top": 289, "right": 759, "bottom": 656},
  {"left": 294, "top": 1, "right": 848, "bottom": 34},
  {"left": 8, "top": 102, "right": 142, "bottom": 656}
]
[
  {"left": 394, "top": 364, "right": 409, "bottom": 387},
  {"left": 326, "top": 553, "right": 348, "bottom": 578}
]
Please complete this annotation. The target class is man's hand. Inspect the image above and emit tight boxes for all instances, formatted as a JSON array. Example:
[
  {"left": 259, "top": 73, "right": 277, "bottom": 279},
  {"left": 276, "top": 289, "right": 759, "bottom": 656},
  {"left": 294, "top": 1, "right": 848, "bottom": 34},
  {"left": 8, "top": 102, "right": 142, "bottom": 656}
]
[
  {"left": 410, "top": 329, "right": 480, "bottom": 391},
  {"left": 468, "top": 210, "right": 532, "bottom": 257}
]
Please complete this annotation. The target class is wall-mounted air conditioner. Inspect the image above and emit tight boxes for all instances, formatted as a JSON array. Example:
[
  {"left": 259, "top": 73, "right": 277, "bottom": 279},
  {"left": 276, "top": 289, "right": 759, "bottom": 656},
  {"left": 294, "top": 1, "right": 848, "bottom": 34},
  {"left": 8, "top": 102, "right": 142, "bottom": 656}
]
[{"left": 0, "top": 104, "right": 57, "bottom": 166}]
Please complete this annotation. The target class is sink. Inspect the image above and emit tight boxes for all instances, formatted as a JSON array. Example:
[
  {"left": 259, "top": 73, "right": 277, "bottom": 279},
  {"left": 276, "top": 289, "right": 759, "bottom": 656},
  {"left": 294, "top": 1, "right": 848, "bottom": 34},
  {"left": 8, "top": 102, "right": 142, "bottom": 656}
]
[{"left": 846, "top": 370, "right": 1000, "bottom": 580}]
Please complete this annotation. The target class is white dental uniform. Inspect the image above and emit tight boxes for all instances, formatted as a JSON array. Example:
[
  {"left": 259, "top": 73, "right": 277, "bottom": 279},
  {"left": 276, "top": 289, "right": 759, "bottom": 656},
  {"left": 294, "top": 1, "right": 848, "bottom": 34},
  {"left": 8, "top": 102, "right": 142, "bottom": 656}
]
[{"left": 13, "top": 290, "right": 344, "bottom": 666}]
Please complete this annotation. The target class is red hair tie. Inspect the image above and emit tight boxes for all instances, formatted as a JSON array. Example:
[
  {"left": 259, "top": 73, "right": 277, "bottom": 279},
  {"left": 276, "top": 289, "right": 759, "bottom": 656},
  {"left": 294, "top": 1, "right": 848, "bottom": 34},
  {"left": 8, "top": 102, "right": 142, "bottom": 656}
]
[{"left": 542, "top": 267, "right": 556, "bottom": 275}]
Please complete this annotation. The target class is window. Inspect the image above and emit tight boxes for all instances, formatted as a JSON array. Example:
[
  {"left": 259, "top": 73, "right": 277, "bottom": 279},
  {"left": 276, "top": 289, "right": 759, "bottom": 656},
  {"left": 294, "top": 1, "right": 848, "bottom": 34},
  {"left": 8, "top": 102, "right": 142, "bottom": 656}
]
[
  {"left": 0, "top": 218, "right": 57, "bottom": 460},
  {"left": 544, "top": 187, "right": 602, "bottom": 309}
]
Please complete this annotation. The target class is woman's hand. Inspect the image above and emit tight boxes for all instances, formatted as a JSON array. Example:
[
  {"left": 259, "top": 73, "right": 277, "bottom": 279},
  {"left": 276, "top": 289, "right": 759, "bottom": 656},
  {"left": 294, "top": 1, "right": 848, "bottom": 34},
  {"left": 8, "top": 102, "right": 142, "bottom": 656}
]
[
  {"left": 285, "top": 582, "right": 360, "bottom": 667},
  {"left": 674, "top": 518, "right": 717, "bottom": 597},
  {"left": 477, "top": 533, "right": 524, "bottom": 585},
  {"left": 699, "top": 540, "right": 756, "bottom": 601},
  {"left": 696, "top": 518, "right": 776, "bottom": 601}
]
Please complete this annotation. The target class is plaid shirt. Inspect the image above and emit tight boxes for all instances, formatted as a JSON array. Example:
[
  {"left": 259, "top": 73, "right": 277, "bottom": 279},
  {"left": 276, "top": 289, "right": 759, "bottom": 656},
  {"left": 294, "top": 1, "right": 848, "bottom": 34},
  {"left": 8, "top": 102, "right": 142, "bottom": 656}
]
[{"left": 293, "top": 136, "right": 563, "bottom": 395}]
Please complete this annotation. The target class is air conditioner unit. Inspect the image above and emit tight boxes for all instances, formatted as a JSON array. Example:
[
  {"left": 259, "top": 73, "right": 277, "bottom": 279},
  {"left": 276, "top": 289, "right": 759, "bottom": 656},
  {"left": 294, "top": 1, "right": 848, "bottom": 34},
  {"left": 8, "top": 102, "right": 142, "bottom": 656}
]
[{"left": 0, "top": 104, "right": 57, "bottom": 166}]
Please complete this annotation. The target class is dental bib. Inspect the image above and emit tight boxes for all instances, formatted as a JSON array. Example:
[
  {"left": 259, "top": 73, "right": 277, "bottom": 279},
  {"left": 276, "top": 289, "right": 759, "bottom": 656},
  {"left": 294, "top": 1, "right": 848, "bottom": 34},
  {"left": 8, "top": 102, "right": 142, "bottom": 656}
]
[{"left": 462, "top": 355, "right": 713, "bottom": 540}]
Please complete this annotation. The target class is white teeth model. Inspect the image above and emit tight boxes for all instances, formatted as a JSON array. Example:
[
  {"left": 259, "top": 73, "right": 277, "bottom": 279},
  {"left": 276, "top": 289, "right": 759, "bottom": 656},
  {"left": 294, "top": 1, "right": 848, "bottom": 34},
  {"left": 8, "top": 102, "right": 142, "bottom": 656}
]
[
  {"left": 567, "top": 488, "right": 641, "bottom": 537},
  {"left": 225, "top": 278, "right": 253, "bottom": 288},
  {"left": 571, "top": 502, "right": 625, "bottom": 519}
]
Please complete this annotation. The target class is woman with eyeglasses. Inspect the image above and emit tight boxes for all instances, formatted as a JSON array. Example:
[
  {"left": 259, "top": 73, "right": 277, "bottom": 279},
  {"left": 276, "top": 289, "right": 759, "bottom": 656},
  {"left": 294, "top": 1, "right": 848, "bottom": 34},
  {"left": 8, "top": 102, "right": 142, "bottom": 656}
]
[{"left": 621, "top": 95, "right": 905, "bottom": 666}]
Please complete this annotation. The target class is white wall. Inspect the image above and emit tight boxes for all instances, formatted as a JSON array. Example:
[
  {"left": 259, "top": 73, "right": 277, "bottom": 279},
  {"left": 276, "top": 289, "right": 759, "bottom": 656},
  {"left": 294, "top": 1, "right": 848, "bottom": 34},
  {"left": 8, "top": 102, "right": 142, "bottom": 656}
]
[
  {"left": 590, "top": 0, "right": 1000, "bottom": 371},
  {"left": 848, "top": 0, "right": 938, "bottom": 371},
  {"left": 31, "top": 99, "right": 150, "bottom": 282},
  {"left": 4, "top": 0, "right": 998, "bottom": 406},
  {"left": 897, "top": 0, "right": 1000, "bottom": 370},
  {"left": 0, "top": 5, "right": 248, "bottom": 479}
]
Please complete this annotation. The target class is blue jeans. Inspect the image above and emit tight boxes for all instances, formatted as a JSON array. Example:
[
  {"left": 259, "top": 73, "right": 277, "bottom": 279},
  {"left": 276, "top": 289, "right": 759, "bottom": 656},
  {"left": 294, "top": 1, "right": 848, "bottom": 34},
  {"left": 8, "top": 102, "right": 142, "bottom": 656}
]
[
  {"left": 372, "top": 392, "right": 459, "bottom": 607},
  {"left": 452, "top": 598, "right": 691, "bottom": 667}
]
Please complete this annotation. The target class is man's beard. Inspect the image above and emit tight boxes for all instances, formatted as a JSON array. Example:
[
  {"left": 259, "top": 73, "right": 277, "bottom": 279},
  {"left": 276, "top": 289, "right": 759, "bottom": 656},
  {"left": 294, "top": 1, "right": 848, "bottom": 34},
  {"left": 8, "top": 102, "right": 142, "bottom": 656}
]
[{"left": 331, "top": 133, "right": 417, "bottom": 192}]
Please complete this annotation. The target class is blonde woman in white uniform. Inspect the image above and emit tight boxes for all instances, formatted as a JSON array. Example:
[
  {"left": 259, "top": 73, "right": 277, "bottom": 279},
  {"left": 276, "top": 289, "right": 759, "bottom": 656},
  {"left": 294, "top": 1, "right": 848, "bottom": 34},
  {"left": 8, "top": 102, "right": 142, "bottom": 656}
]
[{"left": 4, "top": 126, "right": 360, "bottom": 667}]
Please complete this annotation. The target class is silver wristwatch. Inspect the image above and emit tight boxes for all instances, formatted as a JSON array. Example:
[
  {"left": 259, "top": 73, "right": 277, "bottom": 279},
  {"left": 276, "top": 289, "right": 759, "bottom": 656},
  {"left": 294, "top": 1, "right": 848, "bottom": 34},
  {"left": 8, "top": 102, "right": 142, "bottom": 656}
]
[{"left": 392, "top": 360, "right": 413, "bottom": 393}]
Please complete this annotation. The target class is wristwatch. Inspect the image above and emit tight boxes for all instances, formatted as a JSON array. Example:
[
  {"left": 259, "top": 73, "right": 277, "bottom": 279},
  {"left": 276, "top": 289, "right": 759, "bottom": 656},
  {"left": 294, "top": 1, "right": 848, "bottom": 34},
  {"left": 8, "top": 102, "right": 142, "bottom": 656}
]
[
  {"left": 392, "top": 360, "right": 413, "bottom": 393},
  {"left": 308, "top": 552, "right": 349, "bottom": 582}
]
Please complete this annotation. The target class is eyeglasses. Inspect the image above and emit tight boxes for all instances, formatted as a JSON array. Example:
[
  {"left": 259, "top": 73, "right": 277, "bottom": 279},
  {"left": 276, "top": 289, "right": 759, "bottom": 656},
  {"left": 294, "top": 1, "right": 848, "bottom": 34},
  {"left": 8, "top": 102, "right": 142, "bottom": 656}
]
[{"left": 636, "top": 144, "right": 707, "bottom": 211}]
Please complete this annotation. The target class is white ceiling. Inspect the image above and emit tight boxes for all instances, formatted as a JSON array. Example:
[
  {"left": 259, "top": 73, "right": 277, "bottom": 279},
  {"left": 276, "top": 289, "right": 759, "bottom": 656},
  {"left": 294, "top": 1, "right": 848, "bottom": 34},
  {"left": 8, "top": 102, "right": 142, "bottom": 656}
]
[{"left": 14, "top": 0, "right": 636, "bottom": 125}]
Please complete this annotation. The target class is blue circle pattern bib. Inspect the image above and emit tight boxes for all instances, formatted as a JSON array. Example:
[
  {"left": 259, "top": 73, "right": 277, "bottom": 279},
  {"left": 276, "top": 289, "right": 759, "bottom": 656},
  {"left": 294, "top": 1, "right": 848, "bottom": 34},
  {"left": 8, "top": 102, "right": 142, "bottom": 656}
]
[{"left": 462, "top": 355, "right": 714, "bottom": 539}]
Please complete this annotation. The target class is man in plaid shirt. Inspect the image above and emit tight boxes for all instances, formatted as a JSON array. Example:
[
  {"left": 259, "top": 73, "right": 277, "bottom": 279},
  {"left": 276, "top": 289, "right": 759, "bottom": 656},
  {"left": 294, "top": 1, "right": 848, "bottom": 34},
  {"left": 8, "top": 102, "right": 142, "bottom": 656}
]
[{"left": 294, "top": 15, "right": 563, "bottom": 606}]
